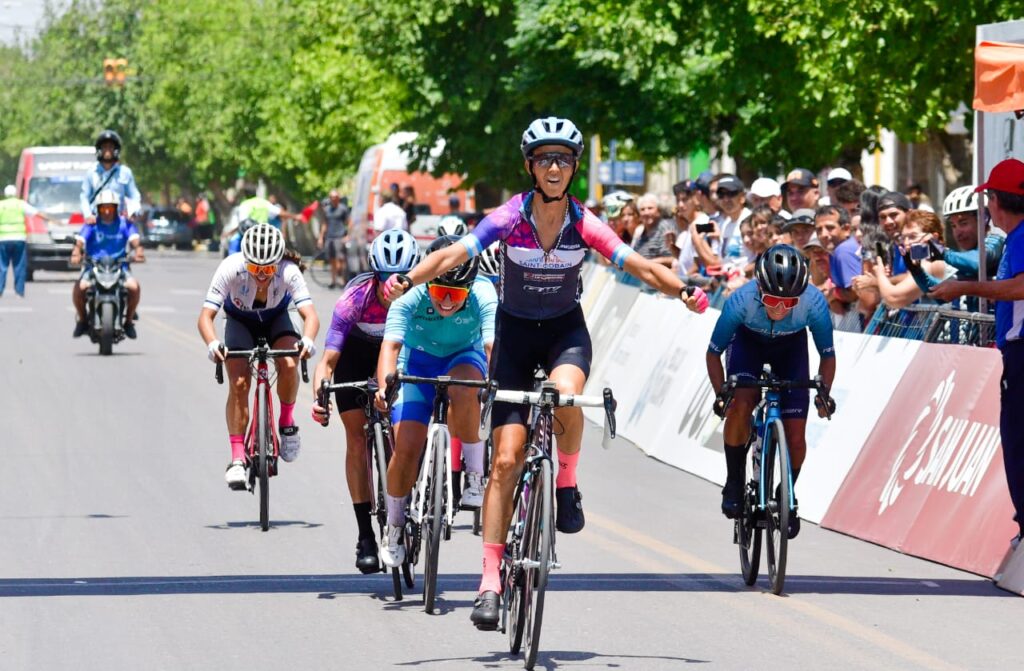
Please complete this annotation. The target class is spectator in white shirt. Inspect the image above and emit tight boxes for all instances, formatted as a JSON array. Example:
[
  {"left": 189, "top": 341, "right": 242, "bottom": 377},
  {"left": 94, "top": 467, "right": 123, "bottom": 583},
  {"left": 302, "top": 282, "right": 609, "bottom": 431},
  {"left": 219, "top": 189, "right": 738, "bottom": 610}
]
[{"left": 373, "top": 192, "right": 408, "bottom": 232}]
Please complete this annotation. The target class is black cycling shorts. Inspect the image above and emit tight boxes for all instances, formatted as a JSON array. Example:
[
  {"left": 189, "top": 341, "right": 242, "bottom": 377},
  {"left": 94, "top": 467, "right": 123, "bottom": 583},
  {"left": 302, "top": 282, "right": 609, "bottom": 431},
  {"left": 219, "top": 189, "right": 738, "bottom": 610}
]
[
  {"left": 725, "top": 327, "right": 810, "bottom": 419},
  {"left": 224, "top": 309, "right": 301, "bottom": 350},
  {"left": 490, "top": 306, "right": 592, "bottom": 428},
  {"left": 333, "top": 335, "right": 381, "bottom": 414}
]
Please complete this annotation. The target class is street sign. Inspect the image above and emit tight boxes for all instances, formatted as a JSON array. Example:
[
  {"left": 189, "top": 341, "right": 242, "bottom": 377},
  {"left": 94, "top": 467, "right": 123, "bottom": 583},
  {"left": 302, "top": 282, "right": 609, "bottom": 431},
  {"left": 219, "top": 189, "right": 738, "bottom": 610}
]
[{"left": 597, "top": 160, "right": 645, "bottom": 186}]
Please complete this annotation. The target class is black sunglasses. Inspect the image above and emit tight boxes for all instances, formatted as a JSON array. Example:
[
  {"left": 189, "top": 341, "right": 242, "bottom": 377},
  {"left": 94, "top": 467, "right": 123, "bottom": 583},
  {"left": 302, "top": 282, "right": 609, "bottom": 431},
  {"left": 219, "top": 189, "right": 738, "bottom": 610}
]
[{"left": 533, "top": 153, "right": 575, "bottom": 169}]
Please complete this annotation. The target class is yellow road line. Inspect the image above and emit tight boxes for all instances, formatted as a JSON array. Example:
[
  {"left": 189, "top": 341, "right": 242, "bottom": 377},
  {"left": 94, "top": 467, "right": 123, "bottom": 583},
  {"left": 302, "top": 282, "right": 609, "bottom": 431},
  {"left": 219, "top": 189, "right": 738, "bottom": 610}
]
[{"left": 585, "top": 512, "right": 962, "bottom": 671}]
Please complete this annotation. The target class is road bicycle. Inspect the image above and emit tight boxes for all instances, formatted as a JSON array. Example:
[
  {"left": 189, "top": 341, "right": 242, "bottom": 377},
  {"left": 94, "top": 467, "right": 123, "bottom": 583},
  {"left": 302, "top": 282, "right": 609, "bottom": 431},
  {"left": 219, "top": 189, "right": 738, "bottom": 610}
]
[
  {"left": 215, "top": 338, "right": 308, "bottom": 532},
  {"left": 386, "top": 371, "right": 490, "bottom": 614},
  {"left": 316, "top": 376, "right": 414, "bottom": 600},
  {"left": 480, "top": 378, "right": 616, "bottom": 670},
  {"left": 718, "top": 364, "right": 830, "bottom": 595}
]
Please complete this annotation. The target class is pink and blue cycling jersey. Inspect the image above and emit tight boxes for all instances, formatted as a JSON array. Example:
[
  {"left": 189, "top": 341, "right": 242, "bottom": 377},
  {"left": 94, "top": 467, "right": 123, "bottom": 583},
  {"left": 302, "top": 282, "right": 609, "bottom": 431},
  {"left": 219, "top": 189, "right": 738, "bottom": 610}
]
[
  {"left": 460, "top": 192, "right": 634, "bottom": 320},
  {"left": 324, "top": 273, "right": 390, "bottom": 351}
]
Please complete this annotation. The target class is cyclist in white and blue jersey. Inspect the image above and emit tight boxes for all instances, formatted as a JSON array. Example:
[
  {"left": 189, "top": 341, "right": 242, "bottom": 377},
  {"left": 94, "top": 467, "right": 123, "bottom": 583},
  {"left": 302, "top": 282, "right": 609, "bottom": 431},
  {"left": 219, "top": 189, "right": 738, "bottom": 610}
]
[
  {"left": 706, "top": 245, "right": 837, "bottom": 539},
  {"left": 375, "top": 236, "right": 498, "bottom": 568}
]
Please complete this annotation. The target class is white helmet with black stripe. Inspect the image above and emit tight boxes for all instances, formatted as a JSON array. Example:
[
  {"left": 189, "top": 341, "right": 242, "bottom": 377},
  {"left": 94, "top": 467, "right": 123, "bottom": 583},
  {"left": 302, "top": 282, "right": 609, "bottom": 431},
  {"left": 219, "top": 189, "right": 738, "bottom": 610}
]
[
  {"left": 521, "top": 117, "right": 584, "bottom": 158},
  {"left": 241, "top": 223, "right": 285, "bottom": 266},
  {"left": 942, "top": 185, "right": 984, "bottom": 218},
  {"left": 369, "top": 228, "right": 419, "bottom": 274}
]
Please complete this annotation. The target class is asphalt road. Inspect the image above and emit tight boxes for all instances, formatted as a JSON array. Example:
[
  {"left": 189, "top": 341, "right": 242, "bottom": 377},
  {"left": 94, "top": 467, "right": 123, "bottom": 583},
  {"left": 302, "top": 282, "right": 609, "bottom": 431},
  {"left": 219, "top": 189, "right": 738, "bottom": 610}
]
[{"left": 0, "top": 251, "right": 1019, "bottom": 671}]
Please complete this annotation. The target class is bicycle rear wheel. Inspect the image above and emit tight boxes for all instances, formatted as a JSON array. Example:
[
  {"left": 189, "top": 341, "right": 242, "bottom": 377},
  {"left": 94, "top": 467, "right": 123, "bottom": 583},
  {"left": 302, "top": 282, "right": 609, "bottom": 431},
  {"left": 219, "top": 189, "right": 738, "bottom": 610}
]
[
  {"left": 257, "top": 391, "right": 271, "bottom": 532},
  {"left": 738, "top": 445, "right": 762, "bottom": 586},
  {"left": 764, "top": 419, "right": 790, "bottom": 595},
  {"left": 423, "top": 431, "right": 446, "bottom": 613},
  {"left": 522, "top": 459, "right": 552, "bottom": 669},
  {"left": 307, "top": 250, "right": 332, "bottom": 288}
]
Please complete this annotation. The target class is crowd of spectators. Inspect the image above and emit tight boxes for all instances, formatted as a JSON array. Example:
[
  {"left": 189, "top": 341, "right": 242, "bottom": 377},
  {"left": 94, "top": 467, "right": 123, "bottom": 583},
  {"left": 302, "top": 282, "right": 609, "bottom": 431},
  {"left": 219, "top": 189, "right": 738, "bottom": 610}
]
[{"left": 594, "top": 166, "right": 1005, "bottom": 331}]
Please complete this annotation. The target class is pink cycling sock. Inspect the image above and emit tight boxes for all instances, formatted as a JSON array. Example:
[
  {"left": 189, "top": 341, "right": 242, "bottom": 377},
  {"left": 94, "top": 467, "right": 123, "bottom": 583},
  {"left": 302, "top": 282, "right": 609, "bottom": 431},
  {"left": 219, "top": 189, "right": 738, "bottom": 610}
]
[
  {"left": 230, "top": 434, "right": 245, "bottom": 461},
  {"left": 279, "top": 401, "right": 295, "bottom": 427},
  {"left": 478, "top": 542, "right": 505, "bottom": 594},
  {"left": 555, "top": 448, "right": 580, "bottom": 488},
  {"left": 451, "top": 437, "right": 463, "bottom": 472}
]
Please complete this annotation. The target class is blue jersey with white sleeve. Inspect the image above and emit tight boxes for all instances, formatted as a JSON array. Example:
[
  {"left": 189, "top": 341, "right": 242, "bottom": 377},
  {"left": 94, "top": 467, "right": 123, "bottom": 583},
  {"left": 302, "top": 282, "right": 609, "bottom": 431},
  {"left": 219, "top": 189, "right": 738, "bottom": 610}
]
[{"left": 708, "top": 281, "right": 835, "bottom": 357}]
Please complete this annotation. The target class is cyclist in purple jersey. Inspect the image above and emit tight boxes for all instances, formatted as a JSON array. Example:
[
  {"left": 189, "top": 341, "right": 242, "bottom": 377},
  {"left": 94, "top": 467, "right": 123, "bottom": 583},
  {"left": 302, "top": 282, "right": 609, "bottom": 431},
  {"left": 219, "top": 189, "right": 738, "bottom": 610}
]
[
  {"left": 311, "top": 229, "right": 419, "bottom": 574},
  {"left": 382, "top": 117, "right": 710, "bottom": 630}
]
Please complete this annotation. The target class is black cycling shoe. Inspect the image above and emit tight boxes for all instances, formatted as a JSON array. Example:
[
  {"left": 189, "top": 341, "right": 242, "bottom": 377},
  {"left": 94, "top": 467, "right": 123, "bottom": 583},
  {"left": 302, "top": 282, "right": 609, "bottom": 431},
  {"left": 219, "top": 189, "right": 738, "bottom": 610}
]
[
  {"left": 555, "top": 486, "right": 585, "bottom": 534},
  {"left": 788, "top": 515, "right": 801, "bottom": 540},
  {"left": 73, "top": 320, "right": 88, "bottom": 338},
  {"left": 721, "top": 479, "right": 744, "bottom": 519},
  {"left": 355, "top": 536, "right": 380, "bottom": 574},
  {"left": 470, "top": 591, "right": 500, "bottom": 630},
  {"left": 123, "top": 321, "right": 137, "bottom": 339}
]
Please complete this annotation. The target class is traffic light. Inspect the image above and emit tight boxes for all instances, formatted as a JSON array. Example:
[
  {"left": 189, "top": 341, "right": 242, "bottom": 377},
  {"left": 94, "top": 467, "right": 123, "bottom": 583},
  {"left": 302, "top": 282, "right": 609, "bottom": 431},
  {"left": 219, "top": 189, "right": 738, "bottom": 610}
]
[{"left": 102, "top": 58, "right": 128, "bottom": 87}]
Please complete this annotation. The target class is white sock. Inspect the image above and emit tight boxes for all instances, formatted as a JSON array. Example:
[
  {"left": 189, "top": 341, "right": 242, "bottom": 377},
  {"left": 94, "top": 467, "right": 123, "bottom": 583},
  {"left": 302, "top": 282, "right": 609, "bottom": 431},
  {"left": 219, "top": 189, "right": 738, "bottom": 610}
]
[
  {"left": 462, "top": 440, "right": 485, "bottom": 475},
  {"left": 386, "top": 494, "right": 406, "bottom": 528}
]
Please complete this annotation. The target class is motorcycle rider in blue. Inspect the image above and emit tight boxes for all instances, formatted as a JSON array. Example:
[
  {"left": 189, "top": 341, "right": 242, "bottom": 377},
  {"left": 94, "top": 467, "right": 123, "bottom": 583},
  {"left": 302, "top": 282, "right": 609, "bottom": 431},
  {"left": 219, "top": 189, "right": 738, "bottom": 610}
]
[
  {"left": 706, "top": 245, "right": 836, "bottom": 540},
  {"left": 70, "top": 189, "right": 145, "bottom": 339},
  {"left": 80, "top": 130, "right": 141, "bottom": 222},
  {"left": 375, "top": 236, "right": 498, "bottom": 568}
]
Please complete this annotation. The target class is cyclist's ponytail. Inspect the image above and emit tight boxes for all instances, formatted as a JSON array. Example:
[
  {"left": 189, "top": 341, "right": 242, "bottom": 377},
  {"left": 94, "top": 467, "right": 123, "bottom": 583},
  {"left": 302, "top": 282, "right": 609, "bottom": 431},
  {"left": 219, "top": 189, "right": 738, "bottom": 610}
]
[{"left": 282, "top": 248, "right": 307, "bottom": 273}]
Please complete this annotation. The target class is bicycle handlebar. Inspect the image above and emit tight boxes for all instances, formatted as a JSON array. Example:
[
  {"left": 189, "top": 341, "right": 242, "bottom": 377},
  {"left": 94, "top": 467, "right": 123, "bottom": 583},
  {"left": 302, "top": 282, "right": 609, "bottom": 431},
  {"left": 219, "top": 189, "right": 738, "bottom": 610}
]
[
  {"left": 480, "top": 383, "right": 617, "bottom": 439},
  {"left": 214, "top": 346, "right": 309, "bottom": 385},
  {"left": 718, "top": 374, "right": 832, "bottom": 420}
]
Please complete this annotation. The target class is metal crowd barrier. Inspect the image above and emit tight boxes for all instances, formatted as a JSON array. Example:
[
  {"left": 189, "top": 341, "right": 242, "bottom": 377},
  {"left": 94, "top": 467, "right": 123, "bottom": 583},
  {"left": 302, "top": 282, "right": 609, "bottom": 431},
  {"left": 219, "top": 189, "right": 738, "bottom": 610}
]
[{"left": 863, "top": 303, "right": 995, "bottom": 346}]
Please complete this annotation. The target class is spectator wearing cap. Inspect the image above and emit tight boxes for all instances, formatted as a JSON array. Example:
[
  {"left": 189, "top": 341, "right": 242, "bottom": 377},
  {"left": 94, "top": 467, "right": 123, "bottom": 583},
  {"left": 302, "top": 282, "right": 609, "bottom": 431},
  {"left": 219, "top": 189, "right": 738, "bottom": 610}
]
[
  {"left": 931, "top": 159, "right": 1024, "bottom": 547},
  {"left": 801, "top": 233, "right": 840, "bottom": 309},
  {"left": 877, "top": 190, "right": 914, "bottom": 275},
  {"left": 712, "top": 175, "right": 752, "bottom": 262},
  {"left": 632, "top": 193, "right": 675, "bottom": 267},
  {"left": 783, "top": 168, "right": 820, "bottom": 213},
  {"left": 749, "top": 177, "right": 783, "bottom": 214},
  {"left": 783, "top": 208, "right": 816, "bottom": 249},
  {"left": 826, "top": 168, "right": 853, "bottom": 206},
  {"left": 815, "top": 205, "right": 859, "bottom": 311}
]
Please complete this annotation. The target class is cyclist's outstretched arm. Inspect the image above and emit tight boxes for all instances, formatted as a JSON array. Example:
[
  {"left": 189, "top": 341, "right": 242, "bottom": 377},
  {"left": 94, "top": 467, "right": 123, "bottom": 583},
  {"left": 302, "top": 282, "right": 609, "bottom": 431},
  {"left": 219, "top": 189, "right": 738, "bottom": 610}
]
[
  {"left": 622, "top": 253, "right": 705, "bottom": 312},
  {"left": 407, "top": 242, "right": 469, "bottom": 287}
]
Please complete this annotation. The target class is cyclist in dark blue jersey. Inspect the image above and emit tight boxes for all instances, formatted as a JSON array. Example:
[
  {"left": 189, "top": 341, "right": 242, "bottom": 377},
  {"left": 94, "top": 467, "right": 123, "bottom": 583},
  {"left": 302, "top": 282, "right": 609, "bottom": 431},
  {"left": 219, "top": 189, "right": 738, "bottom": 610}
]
[{"left": 706, "top": 244, "right": 837, "bottom": 539}]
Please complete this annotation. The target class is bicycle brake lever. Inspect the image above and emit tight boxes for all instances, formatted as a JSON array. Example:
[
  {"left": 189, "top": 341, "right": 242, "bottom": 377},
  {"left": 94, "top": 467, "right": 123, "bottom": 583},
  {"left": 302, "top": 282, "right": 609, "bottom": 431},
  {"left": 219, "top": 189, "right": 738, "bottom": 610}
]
[
  {"left": 215, "top": 361, "right": 224, "bottom": 385},
  {"left": 301, "top": 358, "right": 309, "bottom": 384},
  {"left": 602, "top": 388, "right": 617, "bottom": 441}
]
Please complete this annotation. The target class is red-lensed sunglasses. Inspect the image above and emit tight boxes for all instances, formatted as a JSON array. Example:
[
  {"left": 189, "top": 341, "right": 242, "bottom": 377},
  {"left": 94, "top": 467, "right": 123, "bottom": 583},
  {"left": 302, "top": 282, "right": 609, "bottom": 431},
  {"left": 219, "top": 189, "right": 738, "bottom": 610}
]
[
  {"left": 427, "top": 283, "right": 470, "bottom": 303},
  {"left": 760, "top": 294, "right": 799, "bottom": 310},
  {"left": 246, "top": 262, "right": 278, "bottom": 278}
]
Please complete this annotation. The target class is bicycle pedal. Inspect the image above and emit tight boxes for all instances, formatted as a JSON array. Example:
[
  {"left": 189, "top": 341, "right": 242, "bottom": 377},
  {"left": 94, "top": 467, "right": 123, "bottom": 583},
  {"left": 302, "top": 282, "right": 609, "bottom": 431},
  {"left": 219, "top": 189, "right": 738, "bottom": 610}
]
[{"left": 549, "top": 561, "right": 561, "bottom": 570}]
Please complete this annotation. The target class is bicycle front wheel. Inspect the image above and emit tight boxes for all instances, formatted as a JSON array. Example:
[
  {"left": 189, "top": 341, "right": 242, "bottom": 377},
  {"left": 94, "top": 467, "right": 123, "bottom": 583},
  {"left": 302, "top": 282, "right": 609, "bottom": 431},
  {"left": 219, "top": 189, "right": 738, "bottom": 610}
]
[
  {"left": 423, "top": 431, "right": 447, "bottom": 614},
  {"left": 523, "top": 459, "right": 553, "bottom": 669},
  {"left": 257, "top": 391, "right": 271, "bottom": 532},
  {"left": 739, "top": 443, "right": 762, "bottom": 586},
  {"left": 506, "top": 480, "right": 529, "bottom": 655},
  {"left": 307, "top": 250, "right": 332, "bottom": 288},
  {"left": 764, "top": 418, "right": 790, "bottom": 595}
]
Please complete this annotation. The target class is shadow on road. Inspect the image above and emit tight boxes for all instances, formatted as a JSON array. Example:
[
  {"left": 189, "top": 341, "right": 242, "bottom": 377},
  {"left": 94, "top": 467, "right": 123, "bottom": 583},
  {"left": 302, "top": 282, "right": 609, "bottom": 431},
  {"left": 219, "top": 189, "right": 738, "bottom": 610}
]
[
  {"left": 395, "top": 650, "right": 709, "bottom": 668},
  {"left": 204, "top": 520, "right": 323, "bottom": 530},
  {"left": 0, "top": 572, "right": 1005, "bottom": 599}
]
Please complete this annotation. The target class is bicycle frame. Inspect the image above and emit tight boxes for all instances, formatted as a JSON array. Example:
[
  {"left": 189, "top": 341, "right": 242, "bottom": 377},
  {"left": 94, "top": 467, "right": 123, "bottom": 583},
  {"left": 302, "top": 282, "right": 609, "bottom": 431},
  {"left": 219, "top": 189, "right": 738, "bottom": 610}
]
[
  {"left": 248, "top": 358, "right": 280, "bottom": 467},
  {"left": 752, "top": 390, "right": 793, "bottom": 513}
]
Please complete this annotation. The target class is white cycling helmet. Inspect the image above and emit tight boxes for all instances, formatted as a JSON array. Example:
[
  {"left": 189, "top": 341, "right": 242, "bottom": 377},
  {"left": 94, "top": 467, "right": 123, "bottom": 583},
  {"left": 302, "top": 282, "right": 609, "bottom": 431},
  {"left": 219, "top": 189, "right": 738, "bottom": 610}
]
[
  {"left": 241, "top": 223, "right": 285, "bottom": 266},
  {"left": 95, "top": 189, "right": 119, "bottom": 208},
  {"left": 942, "top": 185, "right": 984, "bottom": 218},
  {"left": 369, "top": 228, "right": 419, "bottom": 274},
  {"left": 436, "top": 216, "right": 467, "bottom": 238},
  {"left": 478, "top": 242, "right": 501, "bottom": 277},
  {"left": 521, "top": 117, "right": 584, "bottom": 158},
  {"left": 602, "top": 190, "right": 635, "bottom": 218}
]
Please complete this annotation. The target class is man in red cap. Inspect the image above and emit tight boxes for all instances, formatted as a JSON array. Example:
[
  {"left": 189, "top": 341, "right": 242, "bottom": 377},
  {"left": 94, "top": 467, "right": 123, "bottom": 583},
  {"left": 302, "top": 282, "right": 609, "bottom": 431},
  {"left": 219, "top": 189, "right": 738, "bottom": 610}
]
[{"left": 932, "top": 158, "right": 1024, "bottom": 549}]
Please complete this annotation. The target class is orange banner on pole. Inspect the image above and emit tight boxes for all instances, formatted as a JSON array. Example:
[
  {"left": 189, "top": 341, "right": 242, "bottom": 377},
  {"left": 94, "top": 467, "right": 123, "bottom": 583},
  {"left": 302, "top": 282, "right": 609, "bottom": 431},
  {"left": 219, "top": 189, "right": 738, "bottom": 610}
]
[{"left": 974, "top": 40, "right": 1024, "bottom": 114}]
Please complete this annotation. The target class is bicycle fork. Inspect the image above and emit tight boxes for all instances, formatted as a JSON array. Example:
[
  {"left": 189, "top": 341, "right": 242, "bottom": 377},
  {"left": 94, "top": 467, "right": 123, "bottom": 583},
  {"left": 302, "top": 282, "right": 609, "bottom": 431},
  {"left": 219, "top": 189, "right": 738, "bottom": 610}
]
[{"left": 411, "top": 423, "right": 454, "bottom": 529}]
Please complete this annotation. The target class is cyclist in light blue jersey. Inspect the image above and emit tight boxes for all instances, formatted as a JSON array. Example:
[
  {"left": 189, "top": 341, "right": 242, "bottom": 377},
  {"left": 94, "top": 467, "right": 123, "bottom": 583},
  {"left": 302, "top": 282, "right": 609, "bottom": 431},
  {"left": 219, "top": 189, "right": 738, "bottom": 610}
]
[
  {"left": 706, "top": 244, "right": 837, "bottom": 539},
  {"left": 376, "top": 236, "right": 497, "bottom": 568}
]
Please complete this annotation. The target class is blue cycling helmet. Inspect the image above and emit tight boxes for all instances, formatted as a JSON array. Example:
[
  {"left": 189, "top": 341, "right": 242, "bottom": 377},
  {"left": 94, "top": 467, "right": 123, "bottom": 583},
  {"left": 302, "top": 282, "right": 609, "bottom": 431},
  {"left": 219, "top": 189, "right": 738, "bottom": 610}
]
[{"left": 369, "top": 228, "right": 419, "bottom": 274}]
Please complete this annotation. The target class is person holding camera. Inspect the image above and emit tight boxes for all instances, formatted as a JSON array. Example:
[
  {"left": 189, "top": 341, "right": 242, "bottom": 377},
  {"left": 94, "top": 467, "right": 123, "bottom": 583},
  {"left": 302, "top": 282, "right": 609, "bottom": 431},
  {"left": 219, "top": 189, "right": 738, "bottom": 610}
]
[{"left": 868, "top": 209, "right": 949, "bottom": 308}]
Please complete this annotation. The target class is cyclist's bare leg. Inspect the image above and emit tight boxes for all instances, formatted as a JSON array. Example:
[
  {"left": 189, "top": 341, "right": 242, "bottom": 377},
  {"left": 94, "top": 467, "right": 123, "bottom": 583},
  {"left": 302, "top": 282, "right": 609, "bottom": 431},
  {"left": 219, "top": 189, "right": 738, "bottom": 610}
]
[
  {"left": 447, "top": 363, "right": 483, "bottom": 443},
  {"left": 341, "top": 408, "right": 371, "bottom": 502},
  {"left": 722, "top": 388, "right": 758, "bottom": 445},
  {"left": 271, "top": 334, "right": 300, "bottom": 404},
  {"left": 481, "top": 423, "right": 527, "bottom": 545},
  {"left": 549, "top": 364, "right": 587, "bottom": 456},
  {"left": 782, "top": 418, "right": 807, "bottom": 471},
  {"left": 387, "top": 420, "right": 428, "bottom": 498},
  {"left": 225, "top": 358, "right": 251, "bottom": 434},
  {"left": 124, "top": 277, "right": 140, "bottom": 322}
]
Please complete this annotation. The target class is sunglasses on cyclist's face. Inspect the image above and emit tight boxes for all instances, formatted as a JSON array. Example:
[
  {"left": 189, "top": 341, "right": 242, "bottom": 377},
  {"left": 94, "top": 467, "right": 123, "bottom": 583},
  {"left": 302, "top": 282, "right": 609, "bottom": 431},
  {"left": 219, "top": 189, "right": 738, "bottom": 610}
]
[
  {"left": 246, "top": 262, "right": 278, "bottom": 279},
  {"left": 427, "top": 283, "right": 470, "bottom": 304},
  {"left": 760, "top": 293, "right": 800, "bottom": 310},
  {"left": 533, "top": 153, "right": 576, "bottom": 170}
]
